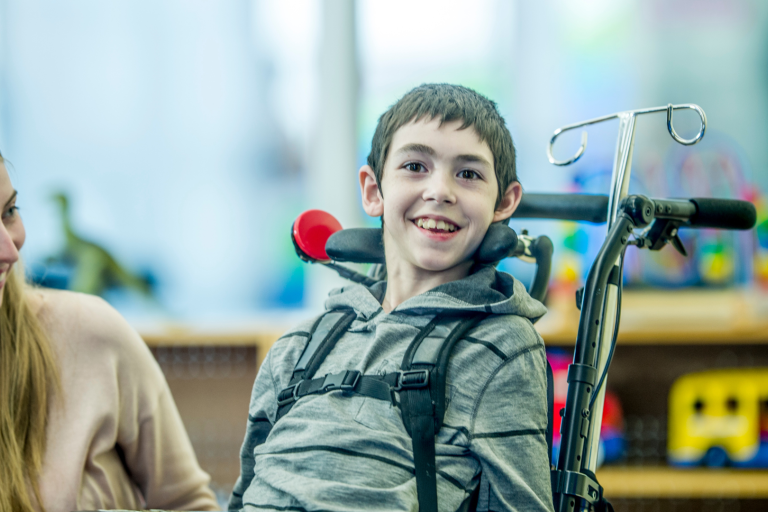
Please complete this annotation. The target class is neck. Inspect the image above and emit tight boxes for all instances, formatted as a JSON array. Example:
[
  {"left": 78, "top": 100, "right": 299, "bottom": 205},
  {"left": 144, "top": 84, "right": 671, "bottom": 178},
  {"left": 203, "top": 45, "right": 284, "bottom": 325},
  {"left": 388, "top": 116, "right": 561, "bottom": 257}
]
[{"left": 380, "top": 258, "right": 473, "bottom": 313}]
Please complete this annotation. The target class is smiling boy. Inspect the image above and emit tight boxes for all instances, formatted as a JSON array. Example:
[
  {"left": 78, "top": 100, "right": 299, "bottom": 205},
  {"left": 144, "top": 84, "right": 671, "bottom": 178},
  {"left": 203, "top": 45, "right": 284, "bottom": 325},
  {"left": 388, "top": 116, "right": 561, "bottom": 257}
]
[
  {"left": 361, "top": 108, "right": 520, "bottom": 312},
  {"left": 231, "top": 84, "right": 553, "bottom": 512}
]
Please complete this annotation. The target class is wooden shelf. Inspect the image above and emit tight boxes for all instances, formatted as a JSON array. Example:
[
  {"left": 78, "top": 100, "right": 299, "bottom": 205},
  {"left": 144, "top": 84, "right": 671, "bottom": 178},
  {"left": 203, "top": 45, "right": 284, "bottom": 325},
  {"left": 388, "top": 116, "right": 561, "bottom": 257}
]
[
  {"left": 141, "top": 329, "right": 284, "bottom": 369},
  {"left": 537, "top": 288, "right": 768, "bottom": 345},
  {"left": 596, "top": 466, "right": 768, "bottom": 498},
  {"left": 142, "top": 330, "right": 283, "bottom": 348},
  {"left": 137, "top": 289, "right": 768, "bottom": 349}
]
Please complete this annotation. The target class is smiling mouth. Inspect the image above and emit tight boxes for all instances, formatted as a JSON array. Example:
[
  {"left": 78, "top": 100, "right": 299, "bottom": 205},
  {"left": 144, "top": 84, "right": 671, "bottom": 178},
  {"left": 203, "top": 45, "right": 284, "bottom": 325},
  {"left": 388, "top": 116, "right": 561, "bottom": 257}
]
[{"left": 414, "top": 217, "right": 459, "bottom": 233}]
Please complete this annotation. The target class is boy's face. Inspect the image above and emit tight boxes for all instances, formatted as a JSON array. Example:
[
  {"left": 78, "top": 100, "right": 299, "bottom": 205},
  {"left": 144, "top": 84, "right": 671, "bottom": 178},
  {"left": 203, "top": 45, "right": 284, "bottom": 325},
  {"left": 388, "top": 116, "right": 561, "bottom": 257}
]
[{"left": 360, "top": 117, "right": 521, "bottom": 279}]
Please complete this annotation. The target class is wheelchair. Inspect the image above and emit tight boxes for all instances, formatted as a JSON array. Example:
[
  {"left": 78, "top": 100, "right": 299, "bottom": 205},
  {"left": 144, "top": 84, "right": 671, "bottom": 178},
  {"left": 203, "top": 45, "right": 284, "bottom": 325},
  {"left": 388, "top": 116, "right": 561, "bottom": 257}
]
[{"left": 290, "top": 103, "right": 757, "bottom": 512}]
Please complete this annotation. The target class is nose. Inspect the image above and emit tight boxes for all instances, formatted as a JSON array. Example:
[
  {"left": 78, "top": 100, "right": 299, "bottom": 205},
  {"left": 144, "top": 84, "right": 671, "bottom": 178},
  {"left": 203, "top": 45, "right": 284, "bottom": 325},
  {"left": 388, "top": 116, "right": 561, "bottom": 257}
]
[
  {"left": 422, "top": 169, "right": 457, "bottom": 204},
  {"left": 0, "top": 223, "right": 19, "bottom": 267}
]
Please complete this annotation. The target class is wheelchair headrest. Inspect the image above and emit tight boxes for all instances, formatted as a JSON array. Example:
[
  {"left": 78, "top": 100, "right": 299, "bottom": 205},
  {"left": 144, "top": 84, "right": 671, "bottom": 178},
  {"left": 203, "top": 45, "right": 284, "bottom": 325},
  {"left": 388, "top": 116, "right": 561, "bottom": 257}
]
[
  {"left": 299, "top": 217, "right": 519, "bottom": 266},
  {"left": 292, "top": 210, "right": 519, "bottom": 265}
]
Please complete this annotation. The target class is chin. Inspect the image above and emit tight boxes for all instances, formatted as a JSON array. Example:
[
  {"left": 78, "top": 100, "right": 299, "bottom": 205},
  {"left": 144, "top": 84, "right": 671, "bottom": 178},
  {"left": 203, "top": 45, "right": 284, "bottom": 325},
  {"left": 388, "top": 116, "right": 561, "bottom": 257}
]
[{"left": 414, "top": 254, "right": 467, "bottom": 273}]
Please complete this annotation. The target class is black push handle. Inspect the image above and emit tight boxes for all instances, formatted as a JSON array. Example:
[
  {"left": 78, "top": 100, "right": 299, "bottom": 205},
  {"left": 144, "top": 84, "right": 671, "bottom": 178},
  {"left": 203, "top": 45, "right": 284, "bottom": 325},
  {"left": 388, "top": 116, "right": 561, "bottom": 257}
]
[
  {"left": 513, "top": 193, "right": 608, "bottom": 224},
  {"left": 688, "top": 198, "right": 757, "bottom": 230},
  {"left": 646, "top": 197, "right": 757, "bottom": 230},
  {"left": 514, "top": 194, "right": 757, "bottom": 230}
]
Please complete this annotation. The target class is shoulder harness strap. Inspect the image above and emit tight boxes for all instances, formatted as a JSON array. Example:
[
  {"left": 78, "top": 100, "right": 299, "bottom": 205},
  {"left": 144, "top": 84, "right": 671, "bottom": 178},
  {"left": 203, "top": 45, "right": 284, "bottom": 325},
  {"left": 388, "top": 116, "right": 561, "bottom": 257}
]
[
  {"left": 399, "top": 312, "right": 486, "bottom": 512},
  {"left": 274, "top": 309, "right": 435, "bottom": 421}
]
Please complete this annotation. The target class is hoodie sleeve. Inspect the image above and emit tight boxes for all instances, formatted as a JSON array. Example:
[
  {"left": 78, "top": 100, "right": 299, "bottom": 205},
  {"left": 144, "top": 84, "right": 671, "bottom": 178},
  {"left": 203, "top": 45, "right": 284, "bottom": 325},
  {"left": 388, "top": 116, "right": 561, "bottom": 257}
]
[
  {"left": 469, "top": 337, "right": 554, "bottom": 512},
  {"left": 229, "top": 343, "right": 279, "bottom": 510},
  {"left": 228, "top": 319, "right": 320, "bottom": 511}
]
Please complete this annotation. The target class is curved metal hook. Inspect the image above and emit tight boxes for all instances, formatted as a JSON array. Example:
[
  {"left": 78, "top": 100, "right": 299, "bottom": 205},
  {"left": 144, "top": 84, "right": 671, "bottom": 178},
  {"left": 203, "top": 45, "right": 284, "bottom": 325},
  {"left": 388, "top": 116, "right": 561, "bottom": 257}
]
[
  {"left": 547, "top": 129, "right": 588, "bottom": 166},
  {"left": 547, "top": 103, "right": 707, "bottom": 167},
  {"left": 666, "top": 103, "right": 707, "bottom": 146}
]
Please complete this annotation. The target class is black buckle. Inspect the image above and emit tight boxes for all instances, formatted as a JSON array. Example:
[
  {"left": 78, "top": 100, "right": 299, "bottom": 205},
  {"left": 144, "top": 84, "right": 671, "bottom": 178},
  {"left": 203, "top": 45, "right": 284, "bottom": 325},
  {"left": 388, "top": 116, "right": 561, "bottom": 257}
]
[
  {"left": 322, "top": 370, "right": 360, "bottom": 392},
  {"left": 277, "top": 381, "right": 302, "bottom": 407},
  {"left": 394, "top": 370, "right": 430, "bottom": 391}
]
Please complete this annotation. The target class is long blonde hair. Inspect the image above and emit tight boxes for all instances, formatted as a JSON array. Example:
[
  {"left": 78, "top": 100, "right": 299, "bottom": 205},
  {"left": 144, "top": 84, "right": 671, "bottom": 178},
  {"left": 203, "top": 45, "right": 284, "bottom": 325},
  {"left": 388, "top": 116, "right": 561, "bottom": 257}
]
[{"left": 0, "top": 261, "right": 60, "bottom": 511}]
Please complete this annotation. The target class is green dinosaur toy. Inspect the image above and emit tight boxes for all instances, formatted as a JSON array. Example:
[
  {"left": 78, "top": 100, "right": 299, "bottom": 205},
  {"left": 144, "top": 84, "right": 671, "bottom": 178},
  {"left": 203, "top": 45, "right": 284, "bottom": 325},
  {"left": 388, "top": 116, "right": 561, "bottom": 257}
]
[{"left": 51, "top": 192, "right": 153, "bottom": 297}]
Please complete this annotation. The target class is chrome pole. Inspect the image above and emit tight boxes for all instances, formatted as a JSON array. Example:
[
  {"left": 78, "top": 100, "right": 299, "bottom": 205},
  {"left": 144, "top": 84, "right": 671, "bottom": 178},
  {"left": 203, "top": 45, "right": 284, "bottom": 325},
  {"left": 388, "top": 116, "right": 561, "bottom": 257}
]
[
  {"left": 584, "top": 111, "right": 636, "bottom": 472},
  {"left": 547, "top": 103, "right": 706, "bottom": 508}
]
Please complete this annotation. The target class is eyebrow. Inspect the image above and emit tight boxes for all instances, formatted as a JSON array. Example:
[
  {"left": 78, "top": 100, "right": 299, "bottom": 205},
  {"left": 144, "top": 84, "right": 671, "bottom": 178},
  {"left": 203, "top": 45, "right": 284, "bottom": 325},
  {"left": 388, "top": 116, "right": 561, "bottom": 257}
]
[
  {"left": 455, "top": 154, "right": 493, "bottom": 168},
  {"left": 395, "top": 144, "right": 492, "bottom": 167},
  {"left": 3, "top": 190, "right": 17, "bottom": 208},
  {"left": 395, "top": 143, "right": 435, "bottom": 157}
]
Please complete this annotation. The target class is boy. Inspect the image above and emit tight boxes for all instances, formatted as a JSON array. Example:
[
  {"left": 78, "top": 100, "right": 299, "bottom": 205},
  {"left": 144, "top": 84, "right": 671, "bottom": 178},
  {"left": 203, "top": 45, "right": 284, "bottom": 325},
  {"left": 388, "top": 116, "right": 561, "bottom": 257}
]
[{"left": 230, "top": 84, "right": 553, "bottom": 512}]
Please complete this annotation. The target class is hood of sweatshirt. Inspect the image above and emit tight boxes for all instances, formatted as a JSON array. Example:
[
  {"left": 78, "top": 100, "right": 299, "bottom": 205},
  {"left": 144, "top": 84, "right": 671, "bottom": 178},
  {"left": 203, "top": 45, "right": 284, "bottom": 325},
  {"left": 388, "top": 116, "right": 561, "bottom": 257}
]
[{"left": 324, "top": 265, "right": 547, "bottom": 324}]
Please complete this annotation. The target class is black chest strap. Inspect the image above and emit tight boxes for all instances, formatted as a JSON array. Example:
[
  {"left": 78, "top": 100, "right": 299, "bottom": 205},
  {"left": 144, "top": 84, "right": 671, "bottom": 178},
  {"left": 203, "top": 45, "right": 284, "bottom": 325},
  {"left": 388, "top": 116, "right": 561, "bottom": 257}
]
[
  {"left": 276, "top": 309, "right": 443, "bottom": 418},
  {"left": 276, "top": 309, "right": 356, "bottom": 421},
  {"left": 276, "top": 368, "right": 431, "bottom": 407}
]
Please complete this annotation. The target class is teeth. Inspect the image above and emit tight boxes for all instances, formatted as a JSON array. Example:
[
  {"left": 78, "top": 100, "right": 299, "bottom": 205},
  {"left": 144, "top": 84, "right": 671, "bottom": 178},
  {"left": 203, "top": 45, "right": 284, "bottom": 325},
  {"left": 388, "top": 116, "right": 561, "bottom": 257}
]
[
  {"left": 416, "top": 217, "right": 460, "bottom": 232},
  {"left": 416, "top": 218, "right": 459, "bottom": 232}
]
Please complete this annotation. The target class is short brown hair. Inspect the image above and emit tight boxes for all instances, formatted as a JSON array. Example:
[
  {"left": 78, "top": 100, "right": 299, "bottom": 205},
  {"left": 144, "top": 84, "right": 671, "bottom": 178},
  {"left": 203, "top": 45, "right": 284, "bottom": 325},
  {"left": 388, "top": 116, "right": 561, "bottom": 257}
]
[{"left": 367, "top": 83, "right": 517, "bottom": 209}]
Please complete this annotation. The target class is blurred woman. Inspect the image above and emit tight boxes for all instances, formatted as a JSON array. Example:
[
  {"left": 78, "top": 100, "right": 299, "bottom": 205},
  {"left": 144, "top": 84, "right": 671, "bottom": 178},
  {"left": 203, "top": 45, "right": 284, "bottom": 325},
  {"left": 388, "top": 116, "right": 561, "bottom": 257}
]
[{"left": 0, "top": 153, "right": 219, "bottom": 512}]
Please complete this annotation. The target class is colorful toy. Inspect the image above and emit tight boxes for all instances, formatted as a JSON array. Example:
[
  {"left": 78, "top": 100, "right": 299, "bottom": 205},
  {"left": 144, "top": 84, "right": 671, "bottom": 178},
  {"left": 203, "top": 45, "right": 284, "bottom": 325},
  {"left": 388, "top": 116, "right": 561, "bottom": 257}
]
[
  {"left": 40, "top": 192, "right": 155, "bottom": 297},
  {"left": 548, "top": 350, "right": 626, "bottom": 466},
  {"left": 668, "top": 368, "right": 768, "bottom": 468},
  {"left": 750, "top": 191, "right": 768, "bottom": 288}
]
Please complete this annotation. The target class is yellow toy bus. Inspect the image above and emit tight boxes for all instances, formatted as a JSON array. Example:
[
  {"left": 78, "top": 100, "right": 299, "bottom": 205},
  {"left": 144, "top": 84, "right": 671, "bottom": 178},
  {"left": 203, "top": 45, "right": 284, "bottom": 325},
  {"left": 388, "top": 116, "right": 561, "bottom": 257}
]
[{"left": 668, "top": 368, "right": 768, "bottom": 467}]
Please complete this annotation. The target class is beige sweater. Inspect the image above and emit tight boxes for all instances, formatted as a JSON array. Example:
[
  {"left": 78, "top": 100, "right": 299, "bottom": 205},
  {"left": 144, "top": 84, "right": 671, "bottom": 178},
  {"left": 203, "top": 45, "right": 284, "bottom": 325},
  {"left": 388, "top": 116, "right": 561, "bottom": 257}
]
[{"left": 31, "top": 289, "right": 219, "bottom": 512}]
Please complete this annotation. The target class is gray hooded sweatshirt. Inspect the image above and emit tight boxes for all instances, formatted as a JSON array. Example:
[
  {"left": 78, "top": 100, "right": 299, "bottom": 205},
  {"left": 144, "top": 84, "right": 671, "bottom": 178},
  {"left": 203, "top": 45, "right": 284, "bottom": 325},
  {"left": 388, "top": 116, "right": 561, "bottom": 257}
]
[{"left": 230, "top": 266, "right": 554, "bottom": 512}]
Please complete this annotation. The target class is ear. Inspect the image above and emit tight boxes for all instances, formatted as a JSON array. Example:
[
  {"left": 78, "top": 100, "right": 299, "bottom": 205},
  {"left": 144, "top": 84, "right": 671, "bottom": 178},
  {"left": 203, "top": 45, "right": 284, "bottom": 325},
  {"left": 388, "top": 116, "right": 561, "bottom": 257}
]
[
  {"left": 492, "top": 181, "right": 523, "bottom": 223},
  {"left": 359, "top": 165, "right": 384, "bottom": 217}
]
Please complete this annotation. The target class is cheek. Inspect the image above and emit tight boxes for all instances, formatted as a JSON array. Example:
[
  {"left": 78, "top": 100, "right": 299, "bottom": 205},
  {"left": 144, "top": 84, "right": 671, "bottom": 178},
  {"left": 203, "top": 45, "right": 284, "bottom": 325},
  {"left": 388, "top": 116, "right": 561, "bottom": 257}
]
[
  {"left": 12, "top": 222, "right": 25, "bottom": 252},
  {"left": 467, "top": 196, "right": 496, "bottom": 227},
  {"left": 381, "top": 187, "right": 413, "bottom": 222}
]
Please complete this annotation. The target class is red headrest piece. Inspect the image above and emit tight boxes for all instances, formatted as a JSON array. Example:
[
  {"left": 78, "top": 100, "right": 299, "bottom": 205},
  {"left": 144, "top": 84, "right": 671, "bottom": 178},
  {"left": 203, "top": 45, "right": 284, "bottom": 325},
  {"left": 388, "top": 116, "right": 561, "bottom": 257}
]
[{"left": 292, "top": 210, "right": 343, "bottom": 262}]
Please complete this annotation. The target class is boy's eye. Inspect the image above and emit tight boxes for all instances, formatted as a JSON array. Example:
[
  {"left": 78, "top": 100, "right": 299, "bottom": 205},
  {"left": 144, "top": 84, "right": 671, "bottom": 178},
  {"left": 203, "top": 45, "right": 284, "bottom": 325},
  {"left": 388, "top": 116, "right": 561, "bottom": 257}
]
[
  {"left": 458, "top": 169, "right": 481, "bottom": 180},
  {"left": 404, "top": 162, "right": 425, "bottom": 172}
]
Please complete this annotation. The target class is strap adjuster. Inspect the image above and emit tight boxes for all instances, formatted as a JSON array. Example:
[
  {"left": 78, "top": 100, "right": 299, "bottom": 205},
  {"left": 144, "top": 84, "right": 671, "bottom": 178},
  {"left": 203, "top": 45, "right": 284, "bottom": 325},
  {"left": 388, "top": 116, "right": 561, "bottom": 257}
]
[
  {"left": 277, "top": 381, "right": 302, "bottom": 406},
  {"left": 394, "top": 369, "right": 430, "bottom": 391},
  {"left": 322, "top": 370, "right": 361, "bottom": 392}
]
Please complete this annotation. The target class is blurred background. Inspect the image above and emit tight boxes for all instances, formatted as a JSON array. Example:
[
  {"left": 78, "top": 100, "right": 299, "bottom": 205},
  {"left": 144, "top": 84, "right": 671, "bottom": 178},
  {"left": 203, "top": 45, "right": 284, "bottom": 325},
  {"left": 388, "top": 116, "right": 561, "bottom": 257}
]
[
  {"left": 3, "top": 0, "right": 767, "bottom": 322},
  {"left": 2, "top": 0, "right": 767, "bottom": 509}
]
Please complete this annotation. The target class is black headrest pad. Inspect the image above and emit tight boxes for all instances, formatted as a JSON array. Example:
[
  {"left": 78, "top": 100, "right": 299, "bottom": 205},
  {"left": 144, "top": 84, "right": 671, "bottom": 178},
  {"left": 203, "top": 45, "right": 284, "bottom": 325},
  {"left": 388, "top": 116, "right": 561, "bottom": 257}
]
[
  {"left": 325, "top": 223, "right": 518, "bottom": 265},
  {"left": 476, "top": 223, "right": 518, "bottom": 263},
  {"left": 326, "top": 228, "right": 386, "bottom": 264}
]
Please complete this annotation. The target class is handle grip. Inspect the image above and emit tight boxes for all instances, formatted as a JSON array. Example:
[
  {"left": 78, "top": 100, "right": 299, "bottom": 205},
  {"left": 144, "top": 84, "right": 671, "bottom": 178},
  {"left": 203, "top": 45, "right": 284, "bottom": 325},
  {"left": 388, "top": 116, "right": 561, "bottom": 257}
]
[
  {"left": 688, "top": 198, "right": 757, "bottom": 230},
  {"left": 513, "top": 193, "right": 608, "bottom": 224}
]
